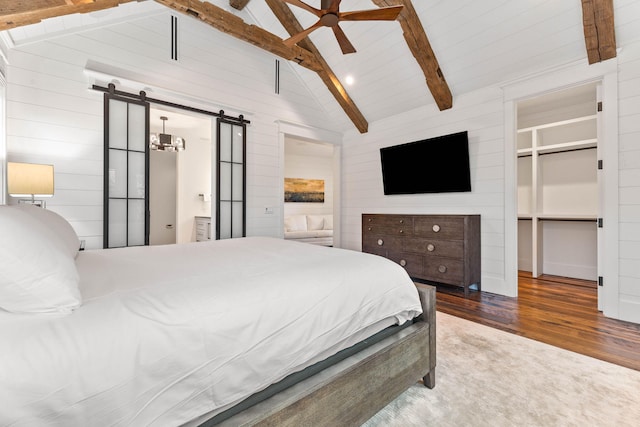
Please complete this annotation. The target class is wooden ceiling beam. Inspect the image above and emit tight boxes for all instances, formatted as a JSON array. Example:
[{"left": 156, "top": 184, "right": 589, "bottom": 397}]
[
  {"left": 229, "top": 0, "right": 251, "bottom": 11},
  {"left": 0, "top": 0, "right": 138, "bottom": 31},
  {"left": 154, "top": 0, "right": 322, "bottom": 73},
  {"left": 581, "top": 0, "right": 616, "bottom": 64},
  {"left": 372, "top": 0, "right": 452, "bottom": 111},
  {"left": 265, "top": 0, "right": 368, "bottom": 133}
]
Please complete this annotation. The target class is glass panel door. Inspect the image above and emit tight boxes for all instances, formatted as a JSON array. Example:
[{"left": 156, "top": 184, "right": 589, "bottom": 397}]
[
  {"left": 104, "top": 95, "right": 150, "bottom": 248},
  {"left": 216, "top": 119, "right": 246, "bottom": 239}
]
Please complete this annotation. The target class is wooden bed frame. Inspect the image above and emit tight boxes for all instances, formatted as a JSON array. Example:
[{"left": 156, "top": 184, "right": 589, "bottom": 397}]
[{"left": 211, "top": 283, "right": 436, "bottom": 426}]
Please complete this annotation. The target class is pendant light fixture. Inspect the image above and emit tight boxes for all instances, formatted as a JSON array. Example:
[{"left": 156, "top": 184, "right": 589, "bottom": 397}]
[{"left": 150, "top": 116, "right": 185, "bottom": 152}]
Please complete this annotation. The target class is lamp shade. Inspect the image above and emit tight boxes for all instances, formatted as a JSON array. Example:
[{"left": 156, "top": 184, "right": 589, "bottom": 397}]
[{"left": 7, "top": 162, "right": 54, "bottom": 197}]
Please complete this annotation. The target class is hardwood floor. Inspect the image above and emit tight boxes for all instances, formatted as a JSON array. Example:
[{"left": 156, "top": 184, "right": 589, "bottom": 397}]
[{"left": 434, "top": 271, "right": 640, "bottom": 372}]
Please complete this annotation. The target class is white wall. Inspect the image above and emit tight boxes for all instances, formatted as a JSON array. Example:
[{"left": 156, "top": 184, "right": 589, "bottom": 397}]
[
  {"left": 174, "top": 116, "right": 212, "bottom": 244},
  {"left": 617, "top": 39, "right": 640, "bottom": 322},
  {"left": 341, "top": 86, "right": 508, "bottom": 295},
  {"left": 3, "top": 11, "right": 343, "bottom": 248}
]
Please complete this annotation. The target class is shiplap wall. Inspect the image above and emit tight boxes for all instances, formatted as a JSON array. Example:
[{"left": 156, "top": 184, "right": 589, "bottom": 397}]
[
  {"left": 618, "top": 38, "right": 640, "bottom": 323},
  {"left": 341, "top": 86, "right": 509, "bottom": 295},
  {"left": 4, "top": 11, "right": 343, "bottom": 249},
  {"left": 339, "top": 41, "right": 640, "bottom": 321}
]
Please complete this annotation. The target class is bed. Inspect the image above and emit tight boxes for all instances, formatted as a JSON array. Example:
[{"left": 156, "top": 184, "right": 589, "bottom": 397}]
[{"left": 0, "top": 205, "right": 436, "bottom": 426}]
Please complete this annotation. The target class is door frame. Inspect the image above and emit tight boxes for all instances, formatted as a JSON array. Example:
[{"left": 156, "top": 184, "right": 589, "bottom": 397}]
[
  {"left": 276, "top": 121, "right": 342, "bottom": 247},
  {"left": 503, "top": 60, "right": 619, "bottom": 318},
  {"left": 0, "top": 71, "right": 6, "bottom": 205}
]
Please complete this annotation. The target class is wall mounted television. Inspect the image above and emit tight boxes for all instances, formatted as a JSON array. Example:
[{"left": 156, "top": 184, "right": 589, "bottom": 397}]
[{"left": 380, "top": 131, "right": 471, "bottom": 195}]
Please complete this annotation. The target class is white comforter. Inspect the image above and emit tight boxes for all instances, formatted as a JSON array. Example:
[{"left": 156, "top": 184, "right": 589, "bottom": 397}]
[{"left": 0, "top": 237, "right": 422, "bottom": 426}]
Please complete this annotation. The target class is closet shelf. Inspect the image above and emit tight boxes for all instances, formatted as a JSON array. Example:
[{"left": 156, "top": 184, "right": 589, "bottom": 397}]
[{"left": 517, "top": 114, "right": 597, "bottom": 133}]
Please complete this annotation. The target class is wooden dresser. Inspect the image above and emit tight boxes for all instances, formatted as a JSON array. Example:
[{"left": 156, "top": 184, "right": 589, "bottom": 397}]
[{"left": 362, "top": 214, "right": 481, "bottom": 296}]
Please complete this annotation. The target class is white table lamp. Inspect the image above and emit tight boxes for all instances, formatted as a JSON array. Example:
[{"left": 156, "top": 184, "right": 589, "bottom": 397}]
[{"left": 7, "top": 162, "right": 54, "bottom": 208}]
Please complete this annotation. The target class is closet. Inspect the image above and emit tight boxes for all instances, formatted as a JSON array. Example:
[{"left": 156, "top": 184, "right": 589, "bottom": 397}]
[{"left": 517, "top": 83, "right": 599, "bottom": 281}]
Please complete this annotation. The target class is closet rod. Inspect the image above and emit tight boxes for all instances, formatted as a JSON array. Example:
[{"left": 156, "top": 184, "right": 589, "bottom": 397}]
[{"left": 537, "top": 146, "right": 596, "bottom": 156}]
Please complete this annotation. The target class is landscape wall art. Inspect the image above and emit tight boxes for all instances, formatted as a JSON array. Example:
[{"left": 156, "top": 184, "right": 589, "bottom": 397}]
[{"left": 284, "top": 178, "right": 325, "bottom": 203}]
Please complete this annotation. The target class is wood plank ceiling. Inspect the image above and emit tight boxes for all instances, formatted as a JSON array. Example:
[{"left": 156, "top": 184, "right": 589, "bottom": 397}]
[{"left": 0, "top": 0, "right": 618, "bottom": 133}]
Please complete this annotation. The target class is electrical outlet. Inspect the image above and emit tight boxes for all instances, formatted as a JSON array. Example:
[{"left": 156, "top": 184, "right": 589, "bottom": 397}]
[{"left": 264, "top": 207, "right": 274, "bottom": 215}]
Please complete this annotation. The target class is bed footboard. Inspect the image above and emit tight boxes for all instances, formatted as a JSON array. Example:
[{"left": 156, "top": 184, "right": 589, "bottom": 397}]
[{"left": 213, "top": 283, "right": 436, "bottom": 427}]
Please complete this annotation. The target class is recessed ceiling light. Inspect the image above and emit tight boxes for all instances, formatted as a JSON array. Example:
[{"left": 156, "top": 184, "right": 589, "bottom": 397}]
[{"left": 345, "top": 75, "right": 355, "bottom": 86}]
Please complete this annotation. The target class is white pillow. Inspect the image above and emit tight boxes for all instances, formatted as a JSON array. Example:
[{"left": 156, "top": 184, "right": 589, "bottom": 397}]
[
  {"left": 284, "top": 215, "right": 307, "bottom": 232},
  {"left": 306, "top": 215, "right": 325, "bottom": 231},
  {"left": 16, "top": 204, "right": 80, "bottom": 258},
  {"left": 0, "top": 205, "right": 81, "bottom": 314},
  {"left": 323, "top": 215, "right": 334, "bottom": 230}
]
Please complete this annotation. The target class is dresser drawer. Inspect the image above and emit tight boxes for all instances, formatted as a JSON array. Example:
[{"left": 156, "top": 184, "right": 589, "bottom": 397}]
[
  {"left": 363, "top": 224, "right": 410, "bottom": 236},
  {"left": 423, "top": 256, "right": 464, "bottom": 285},
  {"left": 387, "top": 252, "right": 423, "bottom": 277},
  {"left": 413, "top": 216, "right": 465, "bottom": 240},
  {"left": 363, "top": 234, "right": 403, "bottom": 253},
  {"left": 363, "top": 214, "right": 412, "bottom": 229},
  {"left": 403, "top": 238, "right": 463, "bottom": 259}
]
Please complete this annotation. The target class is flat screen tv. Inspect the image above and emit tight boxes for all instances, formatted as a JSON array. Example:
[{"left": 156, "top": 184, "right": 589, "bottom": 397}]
[{"left": 380, "top": 131, "right": 471, "bottom": 195}]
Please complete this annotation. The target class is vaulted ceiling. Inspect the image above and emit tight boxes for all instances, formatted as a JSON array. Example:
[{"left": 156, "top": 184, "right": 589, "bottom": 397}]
[{"left": 0, "top": 0, "right": 620, "bottom": 134}]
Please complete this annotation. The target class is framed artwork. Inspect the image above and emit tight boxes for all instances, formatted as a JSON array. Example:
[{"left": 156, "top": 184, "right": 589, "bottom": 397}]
[{"left": 284, "top": 178, "right": 325, "bottom": 203}]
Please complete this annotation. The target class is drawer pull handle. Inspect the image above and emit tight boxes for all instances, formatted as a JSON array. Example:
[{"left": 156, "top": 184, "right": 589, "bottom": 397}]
[
  {"left": 377, "top": 239, "right": 384, "bottom": 246},
  {"left": 368, "top": 218, "right": 372, "bottom": 222},
  {"left": 399, "top": 219, "right": 404, "bottom": 224},
  {"left": 400, "top": 259, "right": 407, "bottom": 267},
  {"left": 368, "top": 227, "right": 372, "bottom": 231},
  {"left": 432, "top": 224, "right": 441, "bottom": 233},
  {"left": 438, "top": 265, "right": 447, "bottom": 273},
  {"left": 399, "top": 229, "right": 404, "bottom": 234},
  {"left": 427, "top": 243, "right": 435, "bottom": 252}
]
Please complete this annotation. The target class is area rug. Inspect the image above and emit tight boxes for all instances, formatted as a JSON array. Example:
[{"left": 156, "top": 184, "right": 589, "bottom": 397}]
[{"left": 363, "top": 312, "right": 640, "bottom": 427}]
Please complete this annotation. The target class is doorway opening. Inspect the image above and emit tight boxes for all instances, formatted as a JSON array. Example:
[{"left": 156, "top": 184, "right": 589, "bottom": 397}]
[
  {"left": 516, "top": 82, "right": 601, "bottom": 305},
  {"left": 149, "top": 108, "right": 212, "bottom": 245},
  {"left": 283, "top": 137, "right": 336, "bottom": 246},
  {"left": 99, "top": 83, "right": 249, "bottom": 248}
]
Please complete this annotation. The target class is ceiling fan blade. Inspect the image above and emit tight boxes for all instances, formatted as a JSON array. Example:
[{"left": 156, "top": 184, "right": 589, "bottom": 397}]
[
  {"left": 282, "top": 0, "right": 322, "bottom": 17},
  {"left": 339, "top": 5, "right": 403, "bottom": 22},
  {"left": 283, "top": 20, "right": 324, "bottom": 47},
  {"left": 332, "top": 25, "right": 356, "bottom": 55}
]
